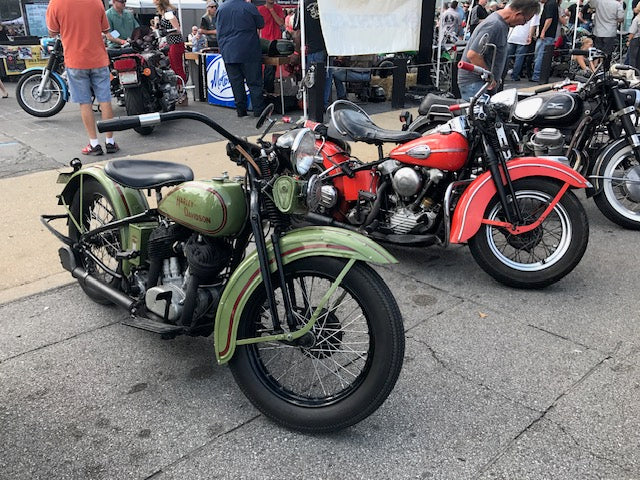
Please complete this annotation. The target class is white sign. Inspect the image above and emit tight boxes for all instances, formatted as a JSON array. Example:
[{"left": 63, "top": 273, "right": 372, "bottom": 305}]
[
  {"left": 206, "top": 54, "right": 250, "bottom": 108},
  {"left": 317, "top": 0, "right": 422, "bottom": 56}
]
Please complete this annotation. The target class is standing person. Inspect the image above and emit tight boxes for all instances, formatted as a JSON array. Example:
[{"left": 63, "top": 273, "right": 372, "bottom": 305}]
[
  {"left": 258, "top": 0, "right": 285, "bottom": 94},
  {"left": 440, "top": 1, "right": 462, "bottom": 42},
  {"left": 469, "top": 0, "right": 489, "bottom": 33},
  {"left": 216, "top": 0, "right": 265, "bottom": 117},
  {"left": 627, "top": 6, "right": 640, "bottom": 68},
  {"left": 105, "top": 0, "right": 140, "bottom": 48},
  {"left": 154, "top": 0, "right": 187, "bottom": 103},
  {"left": 457, "top": 0, "right": 541, "bottom": 100},
  {"left": 504, "top": 13, "right": 539, "bottom": 81},
  {"left": 294, "top": 0, "right": 332, "bottom": 109},
  {"left": 531, "top": 0, "right": 559, "bottom": 82},
  {"left": 200, "top": 1, "right": 218, "bottom": 48},
  {"left": 46, "top": 0, "right": 119, "bottom": 155},
  {"left": 589, "top": 0, "right": 624, "bottom": 55}
]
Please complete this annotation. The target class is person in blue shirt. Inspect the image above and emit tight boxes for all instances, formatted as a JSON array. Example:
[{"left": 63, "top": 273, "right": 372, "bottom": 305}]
[{"left": 216, "top": 0, "right": 265, "bottom": 117}]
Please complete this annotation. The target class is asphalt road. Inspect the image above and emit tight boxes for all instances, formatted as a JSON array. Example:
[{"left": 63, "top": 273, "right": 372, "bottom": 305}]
[{"left": 0, "top": 79, "right": 638, "bottom": 479}]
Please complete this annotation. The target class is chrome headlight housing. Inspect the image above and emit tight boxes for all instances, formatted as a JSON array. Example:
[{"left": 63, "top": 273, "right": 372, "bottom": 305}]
[
  {"left": 489, "top": 88, "right": 518, "bottom": 120},
  {"left": 291, "top": 128, "right": 317, "bottom": 175}
]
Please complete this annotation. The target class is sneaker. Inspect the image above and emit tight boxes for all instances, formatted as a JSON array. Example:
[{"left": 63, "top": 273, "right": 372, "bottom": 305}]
[
  {"left": 237, "top": 109, "right": 248, "bottom": 117},
  {"left": 81, "top": 144, "right": 104, "bottom": 156},
  {"left": 105, "top": 142, "right": 120, "bottom": 154}
]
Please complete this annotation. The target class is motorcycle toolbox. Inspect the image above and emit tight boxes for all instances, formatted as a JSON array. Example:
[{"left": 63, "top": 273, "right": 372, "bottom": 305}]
[{"left": 513, "top": 92, "right": 583, "bottom": 127}]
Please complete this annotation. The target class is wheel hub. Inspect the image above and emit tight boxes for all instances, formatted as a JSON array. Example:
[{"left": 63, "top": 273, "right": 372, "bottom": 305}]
[
  {"left": 29, "top": 84, "right": 52, "bottom": 103},
  {"left": 504, "top": 226, "right": 544, "bottom": 252},
  {"left": 622, "top": 166, "right": 640, "bottom": 203},
  {"left": 300, "top": 308, "right": 344, "bottom": 359}
]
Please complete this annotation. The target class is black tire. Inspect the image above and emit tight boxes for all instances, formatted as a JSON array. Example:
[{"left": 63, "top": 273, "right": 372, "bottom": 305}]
[
  {"left": 16, "top": 70, "right": 66, "bottom": 117},
  {"left": 593, "top": 143, "right": 640, "bottom": 230},
  {"left": 468, "top": 178, "right": 589, "bottom": 289},
  {"left": 229, "top": 257, "right": 405, "bottom": 433},
  {"left": 124, "top": 87, "right": 154, "bottom": 135},
  {"left": 69, "top": 179, "right": 123, "bottom": 304}
]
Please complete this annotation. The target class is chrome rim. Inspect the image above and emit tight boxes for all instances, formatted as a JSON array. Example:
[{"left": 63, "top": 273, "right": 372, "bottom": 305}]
[
  {"left": 602, "top": 150, "right": 640, "bottom": 220},
  {"left": 20, "top": 74, "right": 63, "bottom": 113},
  {"left": 485, "top": 189, "right": 572, "bottom": 272},
  {"left": 82, "top": 193, "right": 120, "bottom": 283}
]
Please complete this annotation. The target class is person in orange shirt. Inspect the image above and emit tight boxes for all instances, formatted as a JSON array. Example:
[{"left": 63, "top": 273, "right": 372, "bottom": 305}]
[{"left": 46, "top": 0, "right": 119, "bottom": 155}]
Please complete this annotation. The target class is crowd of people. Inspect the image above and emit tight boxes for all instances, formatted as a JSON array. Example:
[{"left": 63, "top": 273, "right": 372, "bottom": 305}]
[{"left": 452, "top": 0, "right": 638, "bottom": 100}]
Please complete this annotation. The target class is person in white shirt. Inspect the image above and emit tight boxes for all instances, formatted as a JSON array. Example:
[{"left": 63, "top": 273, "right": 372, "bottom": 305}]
[
  {"left": 589, "top": 0, "right": 624, "bottom": 55},
  {"left": 504, "top": 14, "right": 539, "bottom": 81}
]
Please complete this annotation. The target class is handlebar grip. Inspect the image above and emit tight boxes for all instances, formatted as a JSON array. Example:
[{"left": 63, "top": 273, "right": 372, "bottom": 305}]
[
  {"left": 569, "top": 49, "right": 590, "bottom": 56},
  {"left": 458, "top": 61, "right": 490, "bottom": 78},
  {"left": 97, "top": 113, "right": 161, "bottom": 133},
  {"left": 534, "top": 85, "right": 554, "bottom": 94}
]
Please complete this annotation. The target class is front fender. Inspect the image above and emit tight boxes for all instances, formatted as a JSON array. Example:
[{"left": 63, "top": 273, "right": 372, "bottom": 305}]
[
  {"left": 450, "top": 158, "right": 590, "bottom": 244},
  {"left": 21, "top": 67, "right": 70, "bottom": 101},
  {"left": 591, "top": 137, "right": 632, "bottom": 191},
  {"left": 214, "top": 226, "right": 397, "bottom": 364}
]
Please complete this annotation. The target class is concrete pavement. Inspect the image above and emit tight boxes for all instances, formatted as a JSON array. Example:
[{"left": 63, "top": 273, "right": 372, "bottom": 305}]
[{"left": 1, "top": 82, "right": 639, "bottom": 479}]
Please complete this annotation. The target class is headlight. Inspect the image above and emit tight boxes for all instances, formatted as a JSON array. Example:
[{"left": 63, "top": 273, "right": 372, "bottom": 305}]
[
  {"left": 291, "top": 128, "right": 317, "bottom": 175},
  {"left": 490, "top": 88, "right": 518, "bottom": 119}
]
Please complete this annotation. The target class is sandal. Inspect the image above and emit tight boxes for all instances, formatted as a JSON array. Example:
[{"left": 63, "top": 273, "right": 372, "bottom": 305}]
[{"left": 1, "top": 93, "right": 8, "bottom": 99}]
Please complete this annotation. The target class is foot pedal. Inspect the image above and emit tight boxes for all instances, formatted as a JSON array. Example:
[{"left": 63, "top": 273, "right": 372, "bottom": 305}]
[{"left": 122, "top": 316, "right": 184, "bottom": 335}]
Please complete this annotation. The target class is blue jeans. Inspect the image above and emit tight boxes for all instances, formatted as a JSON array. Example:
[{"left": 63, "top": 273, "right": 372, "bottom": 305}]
[
  {"left": 306, "top": 50, "right": 332, "bottom": 108},
  {"left": 532, "top": 37, "right": 555, "bottom": 81},
  {"left": 458, "top": 80, "right": 485, "bottom": 101},
  {"left": 510, "top": 43, "right": 529, "bottom": 80},
  {"left": 333, "top": 69, "right": 371, "bottom": 99}
]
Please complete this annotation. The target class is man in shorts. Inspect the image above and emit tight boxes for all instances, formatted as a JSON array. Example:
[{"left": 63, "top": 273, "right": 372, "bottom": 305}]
[{"left": 46, "top": 0, "right": 119, "bottom": 155}]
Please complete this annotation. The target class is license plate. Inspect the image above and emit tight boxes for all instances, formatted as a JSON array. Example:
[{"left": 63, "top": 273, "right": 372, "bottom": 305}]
[{"left": 118, "top": 71, "right": 139, "bottom": 85}]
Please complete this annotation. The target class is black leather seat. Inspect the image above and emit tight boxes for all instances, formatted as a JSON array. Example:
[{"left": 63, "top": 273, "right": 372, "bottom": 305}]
[
  {"left": 332, "top": 109, "right": 421, "bottom": 145},
  {"left": 104, "top": 160, "right": 194, "bottom": 189},
  {"left": 418, "top": 93, "right": 461, "bottom": 116}
]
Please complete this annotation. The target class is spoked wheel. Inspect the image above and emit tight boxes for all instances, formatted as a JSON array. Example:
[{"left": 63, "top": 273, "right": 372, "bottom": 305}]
[
  {"left": 16, "top": 70, "right": 66, "bottom": 117},
  {"left": 468, "top": 178, "right": 589, "bottom": 289},
  {"left": 593, "top": 143, "right": 640, "bottom": 230},
  {"left": 69, "top": 179, "right": 123, "bottom": 304},
  {"left": 229, "top": 257, "right": 405, "bottom": 433}
]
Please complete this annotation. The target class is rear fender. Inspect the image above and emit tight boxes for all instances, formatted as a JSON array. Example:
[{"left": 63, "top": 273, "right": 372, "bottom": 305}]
[
  {"left": 21, "top": 67, "right": 70, "bottom": 101},
  {"left": 214, "top": 226, "right": 397, "bottom": 365},
  {"left": 450, "top": 158, "right": 590, "bottom": 244},
  {"left": 58, "top": 166, "right": 149, "bottom": 274}
]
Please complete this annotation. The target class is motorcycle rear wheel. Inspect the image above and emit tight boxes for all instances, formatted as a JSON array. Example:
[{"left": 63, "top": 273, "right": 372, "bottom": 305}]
[
  {"left": 229, "top": 257, "right": 405, "bottom": 433},
  {"left": 593, "top": 143, "right": 640, "bottom": 230},
  {"left": 468, "top": 178, "right": 589, "bottom": 289},
  {"left": 69, "top": 179, "right": 123, "bottom": 305},
  {"left": 16, "top": 70, "right": 66, "bottom": 117},
  {"left": 124, "top": 87, "right": 154, "bottom": 135}
]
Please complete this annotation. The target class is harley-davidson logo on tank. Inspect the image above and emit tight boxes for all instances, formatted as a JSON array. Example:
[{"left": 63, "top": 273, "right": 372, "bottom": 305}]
[{"left": 206, "top": 54, "right": 252, "bottom": 110}]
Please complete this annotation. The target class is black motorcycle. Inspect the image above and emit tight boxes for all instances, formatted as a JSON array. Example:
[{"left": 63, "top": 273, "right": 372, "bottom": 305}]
[
  {"left": 111, "top": 26, "right": 181, "bottom": 135},
  {"left": 404, "top": 48, "right": 640, "bottom": 230}
]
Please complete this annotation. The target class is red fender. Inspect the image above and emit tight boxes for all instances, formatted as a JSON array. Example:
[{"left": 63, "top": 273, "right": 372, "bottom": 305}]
[{"left": 450, "top": 158, "right": 591, "bottom": 244}]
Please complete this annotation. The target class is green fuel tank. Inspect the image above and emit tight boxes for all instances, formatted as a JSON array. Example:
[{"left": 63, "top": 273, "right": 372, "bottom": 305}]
[{"left": 157, "top": 179, "right": 247, "bottom": 237}]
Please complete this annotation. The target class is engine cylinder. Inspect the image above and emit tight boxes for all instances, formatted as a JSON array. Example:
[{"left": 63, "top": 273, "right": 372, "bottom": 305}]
[{"left": 392, "top": 167, "right": 421, "bottom": 197}]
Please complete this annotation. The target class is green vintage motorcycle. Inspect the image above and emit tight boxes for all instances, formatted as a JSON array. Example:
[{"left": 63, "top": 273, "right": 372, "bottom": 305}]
[{"left": 41, "top": 106, "right": 404, "bottom": 433}]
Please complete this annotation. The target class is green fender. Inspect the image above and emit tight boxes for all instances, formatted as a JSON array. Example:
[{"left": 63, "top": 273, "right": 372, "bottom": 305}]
[
  {"left": 58, "top": 165, "right": 149, "bottom": 274},
  {"left": 58, "top": 165, "right": 149, "bottom": 218},
  {"left": 214, "top": 226, "right": 397, "bottom": 364}
]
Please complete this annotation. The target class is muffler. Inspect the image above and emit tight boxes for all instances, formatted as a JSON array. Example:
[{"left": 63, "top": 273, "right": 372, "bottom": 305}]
[{"left": 58, "top": 246, "right": 136, "bottom": 311}]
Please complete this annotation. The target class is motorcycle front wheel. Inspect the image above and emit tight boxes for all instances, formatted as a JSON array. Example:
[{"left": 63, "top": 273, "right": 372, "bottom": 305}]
[
  {"left": 468, "top": 178, "right": 589, "bottom": 289},
  {"left": 229, "top": 257, "right": 405, "bottom": 433},
  {"left": 593, "top": 143, "right": 640, "bottom": 230},
  {"left": 68, "top": 179, "right": 123, "bottom": 304},
  {"left": 124, "top": 87, "right": 154, "bottom": 135},
  {"left": 16, "top": 70, "right": 66, "bottom": 117}
]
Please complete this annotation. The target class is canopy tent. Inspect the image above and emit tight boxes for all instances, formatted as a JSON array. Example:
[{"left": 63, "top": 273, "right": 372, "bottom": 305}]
[{"left": 125, "top": 0, "right": 208, "bottom": 33}]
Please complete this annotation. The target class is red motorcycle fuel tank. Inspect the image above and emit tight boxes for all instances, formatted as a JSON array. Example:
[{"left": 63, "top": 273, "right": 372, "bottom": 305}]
[
  {"left": 318, "top": 139, "right": 378, "bottom": 201},
  {"left": 389, "top": 131, "right": 468, "bottom": 171},
  {"left": 157, "top": 179, "right": 246, "bottom": 236}
]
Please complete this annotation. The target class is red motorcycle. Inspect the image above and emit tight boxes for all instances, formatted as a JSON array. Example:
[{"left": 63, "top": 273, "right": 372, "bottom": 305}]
[
  {"left": 280, "top": 61, "right": 591, "bottom": 288},
  {"left": 111, "top": 26, "right": 181, "bottom": 135}
]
